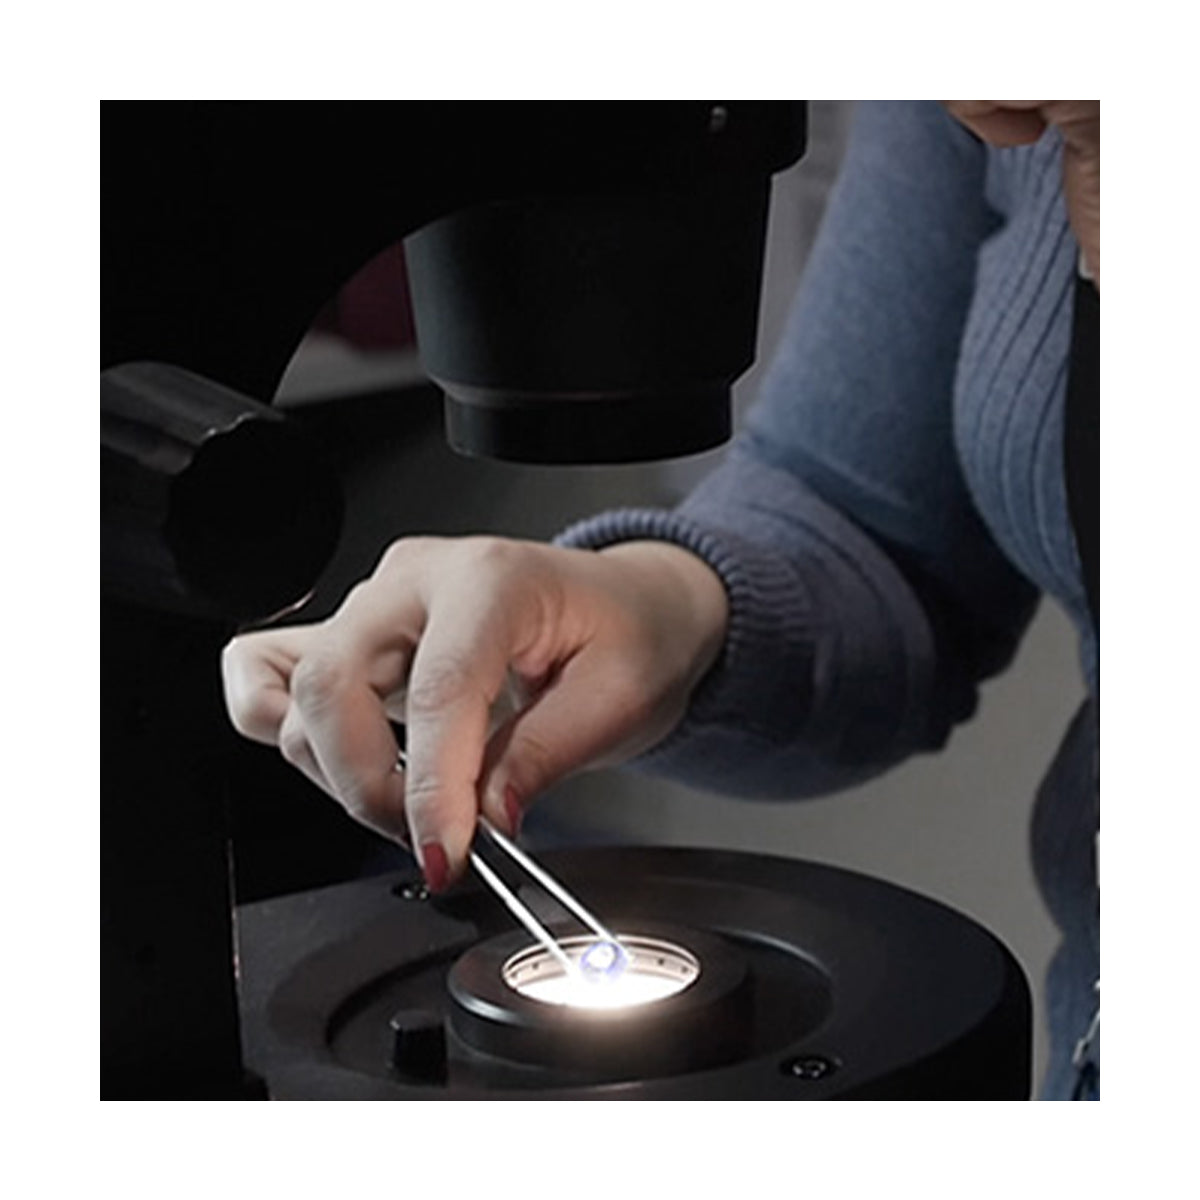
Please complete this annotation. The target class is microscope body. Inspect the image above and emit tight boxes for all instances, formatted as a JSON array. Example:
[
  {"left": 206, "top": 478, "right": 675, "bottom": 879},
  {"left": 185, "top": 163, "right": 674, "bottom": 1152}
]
[{"left": 101, "top": 102, "right": 806, "bottom": 1096}]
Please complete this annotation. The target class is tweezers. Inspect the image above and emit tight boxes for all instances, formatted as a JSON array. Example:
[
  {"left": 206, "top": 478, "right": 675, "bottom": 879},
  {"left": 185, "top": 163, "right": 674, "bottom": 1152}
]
[
  {"left": 396, "top": 748, "right": 617, "bottom": 977},
  {"left": 471, "top": 818, "right": 621, "bottom": 977}
]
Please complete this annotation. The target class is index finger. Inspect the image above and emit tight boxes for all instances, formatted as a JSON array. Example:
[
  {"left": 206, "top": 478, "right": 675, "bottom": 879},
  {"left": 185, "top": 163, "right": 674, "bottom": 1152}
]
[
  {"left": 286, "top": 584, "right": 422, "bottom": 843},
  {"left": 402, "top": 593, "right": 519, "bottom": 888}
]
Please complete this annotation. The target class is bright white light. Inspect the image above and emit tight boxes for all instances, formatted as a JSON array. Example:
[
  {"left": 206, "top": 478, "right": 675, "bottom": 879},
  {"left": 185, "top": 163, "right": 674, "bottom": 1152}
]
[
  {"left": 503, "top": 935, "right": 699, "bottom": 1011},
  {"left": 518, "top": 969, "right": 687, "bottom": 1009}
]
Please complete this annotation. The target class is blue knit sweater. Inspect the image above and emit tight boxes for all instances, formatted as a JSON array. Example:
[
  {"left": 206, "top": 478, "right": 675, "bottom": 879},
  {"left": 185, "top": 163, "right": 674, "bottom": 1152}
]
[{"left": 559, "top": 101, "right": 1098, "bottom": 1099}]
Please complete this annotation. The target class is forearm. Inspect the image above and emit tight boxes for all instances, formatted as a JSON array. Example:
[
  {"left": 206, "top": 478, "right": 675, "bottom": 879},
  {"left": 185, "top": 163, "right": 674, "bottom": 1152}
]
[
  {"left": 558, "top": 449, "right": 965, "bottom": 798},
  {"left": 561, "top": 103, "right": 1042, "bottom": 796}
]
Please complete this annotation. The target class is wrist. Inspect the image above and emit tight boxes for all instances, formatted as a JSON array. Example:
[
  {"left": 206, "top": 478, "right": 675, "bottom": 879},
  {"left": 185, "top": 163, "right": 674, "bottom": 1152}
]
[{"left": 598, "top": 540, "right": 730, "bottom": 682}]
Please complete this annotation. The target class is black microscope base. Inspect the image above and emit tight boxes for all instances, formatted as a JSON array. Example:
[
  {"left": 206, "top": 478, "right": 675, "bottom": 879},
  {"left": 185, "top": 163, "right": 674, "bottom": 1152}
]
[{"left": 237, "top": 846, "right": 1031, "bottom": 1100}]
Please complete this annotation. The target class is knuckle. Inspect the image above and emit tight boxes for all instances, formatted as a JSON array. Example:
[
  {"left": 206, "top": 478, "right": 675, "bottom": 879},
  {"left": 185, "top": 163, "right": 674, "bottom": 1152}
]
[
  {"left": 221, "top": 647, "right": 277, "bottom": 739},
  {"left": 220, "top": 636, "right": 246, "bottom": 673},
  {"left": 463, "top": 535, "right": 515, "bottom": 566},
  {"left": 400, "top": 774, "right": 443, "bottom": 815},
  {"left": 335, "top": 579, "right": 374, "bottom": 614},
  {"left": 456, "top": 536, "right": 529, "bottom": 586},
  {"left": 407, "top": 652, "right": 475, "bottom": 716},
  {"left": 227, "top": 697, "right": 268, "bottom": 741},
  {"left": 278, "top": 724, "right": 309, "bottom": 768},
  {"left": 219, "top": 638, "right": 253, "bottom": 695},
  {"left": 377, "top": 536, "right": 436, "bottom": 577},
  {"left": 290, "top": 654, "right": 347, "bottom": 713}
]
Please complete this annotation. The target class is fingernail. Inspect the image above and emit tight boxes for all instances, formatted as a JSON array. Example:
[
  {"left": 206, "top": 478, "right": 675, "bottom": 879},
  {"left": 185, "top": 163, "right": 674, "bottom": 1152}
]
[
  {"left": 419, "top": 841, "right": 449, "bottom": 893},
  {"left": 504, "top": 784, "right": 524, "bottom": 838}
]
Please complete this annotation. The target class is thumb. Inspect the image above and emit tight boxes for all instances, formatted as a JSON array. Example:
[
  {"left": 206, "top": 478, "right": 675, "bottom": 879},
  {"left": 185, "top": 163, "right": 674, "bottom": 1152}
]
[{"left": 479, "top": 652, "right": 678, "bottom": 833}]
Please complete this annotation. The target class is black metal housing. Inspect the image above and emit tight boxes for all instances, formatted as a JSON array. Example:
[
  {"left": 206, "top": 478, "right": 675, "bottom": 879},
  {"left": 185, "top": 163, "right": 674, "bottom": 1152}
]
[
  {"left": 237, "top": 847, "right": 1032, "bottom": 1099},
  {"left": 406, "top": 180, "right": 769, "bottom": 462},
  {"left": 102, "top": 362, "right": 343, "bottom": 620},
  {"left": 448, "top": 924, "right": 754, "bottom": 1082},
  {"left": 103, "top": 102, "right": 806, "bottom": 435},
  {"left": 101, "top": 102, "right": 808, "bottom": 1097}
]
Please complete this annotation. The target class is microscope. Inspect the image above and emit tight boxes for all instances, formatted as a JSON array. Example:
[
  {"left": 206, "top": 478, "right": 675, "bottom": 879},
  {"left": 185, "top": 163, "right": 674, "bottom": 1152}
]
[{"left": 102, "top": 102, "right": 1031, "bottom": 1099}]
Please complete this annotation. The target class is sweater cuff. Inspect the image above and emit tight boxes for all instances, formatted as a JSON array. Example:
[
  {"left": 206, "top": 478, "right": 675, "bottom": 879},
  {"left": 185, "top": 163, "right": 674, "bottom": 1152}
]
[{"left": 555, "top": 508, "right": 816, "bottom": 749}]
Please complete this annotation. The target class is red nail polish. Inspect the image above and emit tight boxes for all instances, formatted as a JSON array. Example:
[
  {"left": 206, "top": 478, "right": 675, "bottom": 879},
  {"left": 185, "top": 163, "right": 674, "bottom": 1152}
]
[
  {"left": 420, "top": 842, "right": 449, "bottom": 893},
  {"left": 504, "top": 785, "right": 524, "bottom": 837}
]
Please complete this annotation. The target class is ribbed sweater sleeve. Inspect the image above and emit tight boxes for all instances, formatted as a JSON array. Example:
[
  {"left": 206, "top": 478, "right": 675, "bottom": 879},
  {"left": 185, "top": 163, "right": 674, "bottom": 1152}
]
[{"left": 557, "top": 102, "right": 1040, "bottom": 798}]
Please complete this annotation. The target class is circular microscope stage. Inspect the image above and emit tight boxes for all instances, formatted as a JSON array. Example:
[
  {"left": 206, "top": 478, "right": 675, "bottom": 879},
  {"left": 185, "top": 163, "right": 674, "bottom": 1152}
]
[{"left": 237, "top": 847, "right": 1031, "bottom": 1099}]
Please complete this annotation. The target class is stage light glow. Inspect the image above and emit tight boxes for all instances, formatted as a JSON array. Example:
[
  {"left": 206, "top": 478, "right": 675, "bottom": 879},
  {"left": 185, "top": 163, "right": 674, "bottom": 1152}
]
[{"left": 503, "top": 935, "right": 699, "bottom": 1011}]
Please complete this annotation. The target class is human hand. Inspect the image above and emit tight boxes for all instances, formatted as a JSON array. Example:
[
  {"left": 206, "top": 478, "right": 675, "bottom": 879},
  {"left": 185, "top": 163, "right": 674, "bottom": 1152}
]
[
  {"left": 221, "top": 536, "right": 728, "bottom": 890},
  {"left": 944, "top": 101, "right": 1099, "bottom": 285}
]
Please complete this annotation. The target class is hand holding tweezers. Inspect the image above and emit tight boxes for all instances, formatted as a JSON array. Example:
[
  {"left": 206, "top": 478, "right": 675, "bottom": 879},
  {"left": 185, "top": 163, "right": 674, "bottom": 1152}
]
[{"left": 395, "top": 747, "right": 619, "bottom": 977}]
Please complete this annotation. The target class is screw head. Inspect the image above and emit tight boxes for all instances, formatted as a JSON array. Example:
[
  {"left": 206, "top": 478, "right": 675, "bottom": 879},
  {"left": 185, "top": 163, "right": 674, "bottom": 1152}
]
[
  {"left": 395, "top": 879, "right": 430, "bottom": 902},
  {"left": 782, "top": 1054, "right": 838, "bottom": 1081}
]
